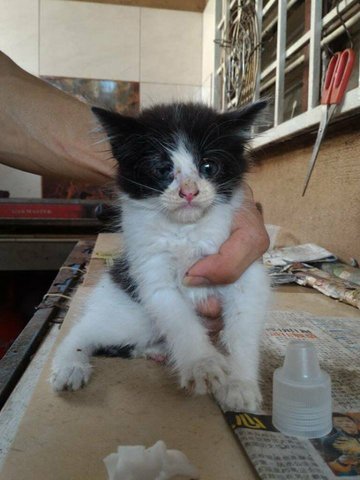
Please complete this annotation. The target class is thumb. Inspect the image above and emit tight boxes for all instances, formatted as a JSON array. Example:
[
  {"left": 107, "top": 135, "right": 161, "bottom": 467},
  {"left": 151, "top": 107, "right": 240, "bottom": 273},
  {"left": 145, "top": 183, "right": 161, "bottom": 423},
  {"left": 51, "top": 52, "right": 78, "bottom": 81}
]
[{"left": 183, "top": 252, "right": 238, "bottom": 286}]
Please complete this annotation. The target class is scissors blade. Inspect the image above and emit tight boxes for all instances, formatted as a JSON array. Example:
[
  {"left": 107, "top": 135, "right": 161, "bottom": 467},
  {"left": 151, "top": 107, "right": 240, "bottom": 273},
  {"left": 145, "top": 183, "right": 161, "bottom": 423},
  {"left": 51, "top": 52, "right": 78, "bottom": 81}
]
[{"left": 302, "top": 107, "right": 330, "bottom": 196}]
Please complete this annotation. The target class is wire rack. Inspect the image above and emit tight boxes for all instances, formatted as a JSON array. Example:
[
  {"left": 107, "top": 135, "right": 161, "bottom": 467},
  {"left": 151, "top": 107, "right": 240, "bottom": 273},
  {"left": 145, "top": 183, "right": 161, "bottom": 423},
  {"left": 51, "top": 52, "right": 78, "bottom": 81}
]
[{"left": 218, "top": 0, "right": 261, "bottom": 109}]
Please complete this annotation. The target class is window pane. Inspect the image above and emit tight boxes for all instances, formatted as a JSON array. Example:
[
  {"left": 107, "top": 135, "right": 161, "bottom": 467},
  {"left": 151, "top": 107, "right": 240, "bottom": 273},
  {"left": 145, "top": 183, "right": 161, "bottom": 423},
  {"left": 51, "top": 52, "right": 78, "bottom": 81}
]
[
  {"left": 283, "top": 45, "right": 309, "bottom": 121},
  {"left": 286, "top": 0, "right": 306, "bottom": 49}
]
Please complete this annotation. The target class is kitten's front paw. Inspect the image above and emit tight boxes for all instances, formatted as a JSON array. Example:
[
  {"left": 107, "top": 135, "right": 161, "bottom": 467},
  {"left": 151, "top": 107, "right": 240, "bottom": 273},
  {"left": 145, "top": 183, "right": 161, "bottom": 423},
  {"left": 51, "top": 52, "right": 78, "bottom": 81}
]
[
  {"left": 215, "top": 379, "right": 262, "bottom": 412},
  {"left": 51, "top": 362, "right": 92, "bottom": 392},
  {"left": 180, "top": 352, "right": 228, "bottom": 395}
]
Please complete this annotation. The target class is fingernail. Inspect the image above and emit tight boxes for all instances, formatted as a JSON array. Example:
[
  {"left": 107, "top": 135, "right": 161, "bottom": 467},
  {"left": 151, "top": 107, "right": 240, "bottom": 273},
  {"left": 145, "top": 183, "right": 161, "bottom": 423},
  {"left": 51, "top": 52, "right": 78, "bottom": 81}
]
[{"left": 183, "top": 275, "right": 211, "bottom": 287}]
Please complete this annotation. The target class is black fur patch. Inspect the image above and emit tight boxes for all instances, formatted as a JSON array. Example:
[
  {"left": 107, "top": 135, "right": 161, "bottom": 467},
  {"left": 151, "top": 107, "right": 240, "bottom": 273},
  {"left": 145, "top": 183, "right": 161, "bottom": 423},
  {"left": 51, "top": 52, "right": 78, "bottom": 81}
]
[
  {"left": 92, "top": 101, "right": 266, "bottom": 200},
  {"left": 110, "top": 257, "right": 139, "bottom": 302},
  {"left": 94, "top": 344, "right": 134, "bottom": 358},
  {"left": 92, "top": 258, "right": 138, "bottom": 358}
]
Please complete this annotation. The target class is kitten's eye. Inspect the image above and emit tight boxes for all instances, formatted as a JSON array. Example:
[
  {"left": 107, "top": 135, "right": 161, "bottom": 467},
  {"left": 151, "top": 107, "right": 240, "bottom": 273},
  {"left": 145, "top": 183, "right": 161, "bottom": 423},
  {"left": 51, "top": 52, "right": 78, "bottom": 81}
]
[{"left": 199, "top": 159, "right": 219, "bottom": 177}]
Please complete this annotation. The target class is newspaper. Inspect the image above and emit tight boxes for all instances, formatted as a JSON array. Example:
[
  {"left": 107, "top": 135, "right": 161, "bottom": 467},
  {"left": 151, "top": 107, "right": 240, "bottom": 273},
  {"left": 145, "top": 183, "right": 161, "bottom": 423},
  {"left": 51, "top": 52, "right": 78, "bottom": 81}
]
[
  {"left": 221, "top": 311, "right": 360, "bottom": 479},
  {"left": 263, "top": 244, "right": 337, "bottom": 267},
  {"left": 263, "top": 244, "right": 360, "bottom": 309}
]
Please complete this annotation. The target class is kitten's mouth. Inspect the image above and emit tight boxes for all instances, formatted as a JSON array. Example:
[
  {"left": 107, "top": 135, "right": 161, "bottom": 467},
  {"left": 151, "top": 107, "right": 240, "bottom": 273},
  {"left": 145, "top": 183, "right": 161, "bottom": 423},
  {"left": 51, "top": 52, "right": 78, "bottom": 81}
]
[
  {"left": 164, "top": 201, "right": 207, "bottom": 223},
  {"left": 176, "top": 200, "right": 206, "bottom": 213},
  {"left": 180, "top": 202, "right": 198, "bottom": 209}
]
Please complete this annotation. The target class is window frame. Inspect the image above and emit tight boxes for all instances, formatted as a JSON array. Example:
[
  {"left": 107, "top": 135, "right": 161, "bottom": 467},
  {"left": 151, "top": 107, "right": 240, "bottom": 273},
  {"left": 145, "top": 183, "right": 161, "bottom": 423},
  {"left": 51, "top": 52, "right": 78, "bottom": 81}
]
[{"left": 214, "top": 0, "right": 360, "bottom": 149}]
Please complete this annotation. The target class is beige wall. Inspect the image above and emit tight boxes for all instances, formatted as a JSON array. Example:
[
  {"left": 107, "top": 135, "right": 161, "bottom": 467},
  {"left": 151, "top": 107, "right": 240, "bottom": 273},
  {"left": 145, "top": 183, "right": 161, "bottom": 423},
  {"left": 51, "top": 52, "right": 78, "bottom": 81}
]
[
  {"left": 248, "top": 119, "right": 360, "bottom": 261},
  {"left": 0, "top": 164, "right": 42, "bottom": 198},
  {"left": 0, "top": 0, "right": 42, "bottom": 197},
  {"left": 139, "top": 7, "right": 203, "bottom": 107},
  {"left": 0, "top": 0, "right": 39, "bottom": 76},
  {"left": 40, "top": 0, "right": 203, "bottom": 106},
  {"left": 40, "top": 1, "right": 141, "bottom": 81}
]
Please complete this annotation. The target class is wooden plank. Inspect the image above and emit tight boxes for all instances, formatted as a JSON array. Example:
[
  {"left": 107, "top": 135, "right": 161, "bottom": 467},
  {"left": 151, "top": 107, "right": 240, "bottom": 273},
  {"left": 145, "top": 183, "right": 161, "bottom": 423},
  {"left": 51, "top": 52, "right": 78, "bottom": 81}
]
[
  {"left": 0, "top": 233, "right": 258, "bottom": 480},
  {"left": 0, "top": 240, "right": 94, "bottom": 410},
  {"left": 2, "top": 233, "right": 360, "bottom": 480},
  {"left": 0, "top": 325, "right": 60, "bottom": 470},
  {"left": 65, "top": 0, "right": 207, "bottom": 12}
]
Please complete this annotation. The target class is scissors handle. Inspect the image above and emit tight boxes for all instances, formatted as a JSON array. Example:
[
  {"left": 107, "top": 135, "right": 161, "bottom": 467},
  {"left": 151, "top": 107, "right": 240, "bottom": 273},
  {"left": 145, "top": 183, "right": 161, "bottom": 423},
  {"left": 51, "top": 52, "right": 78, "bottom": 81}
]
[{"left": 321, "top": 49, "right": 356, "bottom": 105}]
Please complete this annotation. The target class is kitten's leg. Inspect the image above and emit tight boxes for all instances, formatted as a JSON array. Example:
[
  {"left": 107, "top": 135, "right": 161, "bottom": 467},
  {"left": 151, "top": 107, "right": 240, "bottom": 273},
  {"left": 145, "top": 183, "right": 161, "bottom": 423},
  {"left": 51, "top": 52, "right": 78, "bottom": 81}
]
[
  {"left": 141, "top": 285, "right": 228, "bottom": 395},
  {"left": 51, "top": 275, "right": 158, "bottom": 391},
  {"left": 215, "top": 262, "right": 270, "bottom": 412}
]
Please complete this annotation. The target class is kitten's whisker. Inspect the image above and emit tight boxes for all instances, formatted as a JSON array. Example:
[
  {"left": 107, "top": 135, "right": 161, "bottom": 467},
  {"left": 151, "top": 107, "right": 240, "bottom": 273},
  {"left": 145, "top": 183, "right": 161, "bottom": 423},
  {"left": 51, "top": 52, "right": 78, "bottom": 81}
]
[
  {"left": 200, "top": 122, "right": 220, "bottom": 150},
  {"left": 121, "top": 176, "right": 163, "bottom": 194},
  {"left": 201, "top": 132, "right": 239, "bottom": 151},
  {"left": 205, "top": 149, "right": 236, "bottom": 163},
  {"left": 216, "top": 179, "right": 239, "bottom": 189},
  {"left": 146, "top": 132, "right": 175, "bottom": 153}
]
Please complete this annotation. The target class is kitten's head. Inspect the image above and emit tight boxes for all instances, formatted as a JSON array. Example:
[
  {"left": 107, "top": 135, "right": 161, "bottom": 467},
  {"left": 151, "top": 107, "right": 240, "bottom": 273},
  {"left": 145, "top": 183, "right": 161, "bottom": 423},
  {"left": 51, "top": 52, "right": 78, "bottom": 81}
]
[{"left": 93, "top": 102, "right": 265, "bottom": 223}]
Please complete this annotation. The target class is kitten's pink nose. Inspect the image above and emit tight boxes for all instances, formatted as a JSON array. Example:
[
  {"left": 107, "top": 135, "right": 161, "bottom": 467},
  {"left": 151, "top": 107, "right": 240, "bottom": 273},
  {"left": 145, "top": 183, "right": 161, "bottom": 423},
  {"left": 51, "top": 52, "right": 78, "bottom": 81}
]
[{"left": 179, "top": 179, "right": 199, "bottom": 203}]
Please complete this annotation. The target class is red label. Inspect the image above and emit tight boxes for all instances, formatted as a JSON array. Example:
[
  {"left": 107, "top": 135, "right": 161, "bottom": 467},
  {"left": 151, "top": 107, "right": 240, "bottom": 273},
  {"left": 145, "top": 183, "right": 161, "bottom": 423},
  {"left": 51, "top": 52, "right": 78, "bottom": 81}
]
[{"left": 0, "top": 203, "right": 85, "bottom": 219}]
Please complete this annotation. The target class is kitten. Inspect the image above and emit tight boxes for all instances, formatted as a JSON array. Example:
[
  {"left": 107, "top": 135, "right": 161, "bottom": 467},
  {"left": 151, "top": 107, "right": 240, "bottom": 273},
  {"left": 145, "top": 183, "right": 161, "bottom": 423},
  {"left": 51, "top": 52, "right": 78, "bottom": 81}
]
[{"left": 51, "top": 101, "right": 270, "bottom": 412}]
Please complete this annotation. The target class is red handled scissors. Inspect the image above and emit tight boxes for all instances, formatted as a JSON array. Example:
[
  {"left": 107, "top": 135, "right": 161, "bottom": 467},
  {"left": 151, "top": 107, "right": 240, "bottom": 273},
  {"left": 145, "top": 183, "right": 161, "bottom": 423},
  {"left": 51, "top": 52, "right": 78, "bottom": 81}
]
[{"left": 302, "top": 48, "right": 356, "bottom": 196}]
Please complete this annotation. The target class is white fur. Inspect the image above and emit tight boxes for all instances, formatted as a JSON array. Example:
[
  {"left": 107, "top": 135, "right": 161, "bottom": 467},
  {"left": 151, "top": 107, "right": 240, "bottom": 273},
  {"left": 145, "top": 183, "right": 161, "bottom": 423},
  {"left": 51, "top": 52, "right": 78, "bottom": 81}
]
[{"left": 51, "top": 142, "right": 270, "bottom": 412}]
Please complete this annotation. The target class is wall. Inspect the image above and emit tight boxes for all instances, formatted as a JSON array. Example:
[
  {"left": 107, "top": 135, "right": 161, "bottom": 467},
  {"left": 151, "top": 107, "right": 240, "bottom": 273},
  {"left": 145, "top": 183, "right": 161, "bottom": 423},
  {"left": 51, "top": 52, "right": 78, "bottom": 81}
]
[
  {"left": 248, "top": 119, "right": 360, "bottom": 261},
  {"left": 0, "top": 0, "right": 42, "bottom": 198},
  {"left": 40, "top": 1, "right": 203, "bottom": 107},
  {"left": 0, "top": 0, "right": 203, "bottom": 197}
]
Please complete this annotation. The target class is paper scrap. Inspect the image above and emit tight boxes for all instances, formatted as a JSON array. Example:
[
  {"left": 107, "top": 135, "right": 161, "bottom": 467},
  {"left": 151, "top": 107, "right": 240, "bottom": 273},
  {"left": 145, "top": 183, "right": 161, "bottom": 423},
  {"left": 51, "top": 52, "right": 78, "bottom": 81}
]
[
  {"left": 263, "top": 243, "right": 337, "bottom": 267},
  {"left": 103, "top": 440, "right": 199, "bottom": 480}
]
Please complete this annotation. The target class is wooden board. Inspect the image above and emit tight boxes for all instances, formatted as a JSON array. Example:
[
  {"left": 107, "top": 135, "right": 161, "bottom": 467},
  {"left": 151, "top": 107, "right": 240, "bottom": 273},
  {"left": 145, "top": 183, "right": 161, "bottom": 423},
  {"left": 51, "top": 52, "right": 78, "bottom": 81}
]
[
  {"left": 1, "top": 233, "right": 359, "bottom": 480},
  {"left": 0, "top": 233, "right": 256, "bottom": 480}
]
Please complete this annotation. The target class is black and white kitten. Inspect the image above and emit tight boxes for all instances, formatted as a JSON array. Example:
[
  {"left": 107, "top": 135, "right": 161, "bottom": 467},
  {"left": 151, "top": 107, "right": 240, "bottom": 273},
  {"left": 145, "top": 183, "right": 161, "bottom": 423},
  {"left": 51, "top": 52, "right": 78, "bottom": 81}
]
[{"left": 51, "top": 102, "right": 270, "bottom": 412}]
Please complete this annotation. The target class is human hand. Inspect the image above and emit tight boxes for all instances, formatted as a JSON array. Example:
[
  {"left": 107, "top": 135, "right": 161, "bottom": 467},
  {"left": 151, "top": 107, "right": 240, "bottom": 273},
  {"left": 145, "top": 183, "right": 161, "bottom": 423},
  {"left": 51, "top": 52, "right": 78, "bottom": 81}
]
[
  {"left": 191, "top": 184, "right": 269, "bottom": 338},
  {"left": 184, "top": 183, "right": 269, "bottom": 287}
]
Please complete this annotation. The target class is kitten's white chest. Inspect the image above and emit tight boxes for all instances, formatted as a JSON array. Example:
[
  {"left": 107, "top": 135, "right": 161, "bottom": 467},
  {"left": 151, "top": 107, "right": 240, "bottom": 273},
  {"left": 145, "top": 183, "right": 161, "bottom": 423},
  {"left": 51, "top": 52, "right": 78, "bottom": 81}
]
[
  {"left": 160, "top": 222, "right": 225, "bottom": 268},
  {"left": 123, "top": 194, "right": 238, "bottom": 305}
]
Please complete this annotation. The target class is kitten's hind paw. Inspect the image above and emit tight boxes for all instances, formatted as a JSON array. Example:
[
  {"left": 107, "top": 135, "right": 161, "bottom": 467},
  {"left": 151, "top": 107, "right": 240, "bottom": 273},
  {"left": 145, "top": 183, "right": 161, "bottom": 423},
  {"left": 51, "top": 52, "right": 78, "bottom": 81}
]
[
  {"left": 180, "top": 353, "right": 228, "bottom": 396},
  {"left": 214, "top": 379, "right": 262, "bottom": 412},
  {"left": 50, "top": 362, "right": 92, "bottom": 392}
]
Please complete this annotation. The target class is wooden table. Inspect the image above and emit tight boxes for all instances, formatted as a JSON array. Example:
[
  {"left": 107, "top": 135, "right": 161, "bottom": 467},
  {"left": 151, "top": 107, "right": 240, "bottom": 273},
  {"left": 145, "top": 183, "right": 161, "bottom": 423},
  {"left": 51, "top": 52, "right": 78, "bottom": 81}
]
[{"left": 0, "top": 233, "right": 359, "bottom": 480}]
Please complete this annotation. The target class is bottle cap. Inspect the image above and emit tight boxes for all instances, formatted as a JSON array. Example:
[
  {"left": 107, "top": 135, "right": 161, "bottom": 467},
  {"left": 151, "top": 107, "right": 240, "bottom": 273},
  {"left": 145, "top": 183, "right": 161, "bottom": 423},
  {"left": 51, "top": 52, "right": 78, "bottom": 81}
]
[{"left": 272, "top": 340, "right": 332, "bottom": 438}]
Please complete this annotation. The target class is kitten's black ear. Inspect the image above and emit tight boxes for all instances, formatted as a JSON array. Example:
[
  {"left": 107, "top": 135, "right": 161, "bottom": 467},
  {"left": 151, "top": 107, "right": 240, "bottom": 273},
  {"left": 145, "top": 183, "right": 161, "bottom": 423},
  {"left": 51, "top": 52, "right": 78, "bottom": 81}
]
[
  {"left": 219, "top": 100, "right": 267, "bottom": 136},
  {"left": 92, "top": 106, "right": 144, "bottom": 139},
  {"left": 92, "top": 107, "right": 145, "bottom": 163}
]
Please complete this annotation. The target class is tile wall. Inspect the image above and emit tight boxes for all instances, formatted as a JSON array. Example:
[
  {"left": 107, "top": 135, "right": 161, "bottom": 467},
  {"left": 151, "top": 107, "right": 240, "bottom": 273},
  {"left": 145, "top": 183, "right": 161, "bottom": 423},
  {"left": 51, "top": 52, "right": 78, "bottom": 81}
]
[
  {"left": 0, "top": 0, "right": 41, "bottom": 197},
  {"left": 40, "top": 1, "right": 203, "bottom": 105}
]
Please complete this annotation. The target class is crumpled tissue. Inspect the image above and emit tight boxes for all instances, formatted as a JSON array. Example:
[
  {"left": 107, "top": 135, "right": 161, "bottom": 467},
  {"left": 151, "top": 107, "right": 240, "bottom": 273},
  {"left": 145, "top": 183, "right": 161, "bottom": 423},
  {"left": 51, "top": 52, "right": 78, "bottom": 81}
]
[{"left": 103, "top": 440, "right": 200, "bottom": 480}]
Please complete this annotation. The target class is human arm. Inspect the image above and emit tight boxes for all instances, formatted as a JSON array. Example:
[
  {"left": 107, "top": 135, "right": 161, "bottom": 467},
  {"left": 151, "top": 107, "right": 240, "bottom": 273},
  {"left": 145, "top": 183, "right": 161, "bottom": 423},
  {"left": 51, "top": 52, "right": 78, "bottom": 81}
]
[{"left": 0, "top": 51, "right": 116, "bottom": 184}]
